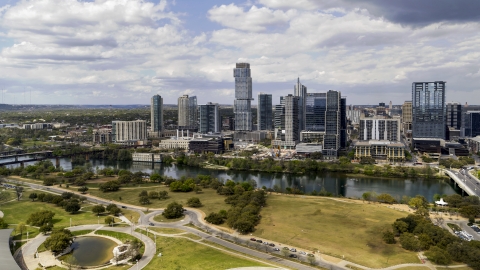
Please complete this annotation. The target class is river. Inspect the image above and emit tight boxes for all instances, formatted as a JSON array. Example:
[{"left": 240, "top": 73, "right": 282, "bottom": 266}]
[{"left": 5, "top": 157, "right": 461, "bottom": 201}]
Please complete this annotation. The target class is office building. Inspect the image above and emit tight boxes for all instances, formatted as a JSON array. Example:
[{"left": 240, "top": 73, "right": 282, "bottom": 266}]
[
  {"left": 199, "top": 102, "right": 220, "bottom": 134},
  {"left": 465, "top": 111, "right": 480, "bottom": 137},
  {"left": 178, "top": 95, "right": 197, "bottom": 129},
  {"left": 340, "top": 97, "right": 347, "bottom": 148},
  {"left": 305, "top": 93, "right": 326, "bottom": 131},
  {"left": 294, "top": 78, "right": 307, "bottom": 131},
  {"left": 257, "top": 93, "right": 273, "bottom": 130},
  {"left": 346, "top": 108, "right": 361, "bottom": 125},
  {"left": 150, "top": 95, "right": 163, "bottom": 136},
  {"left": 412, "top": 81, "right": 446, "bottom": 139},
  {"left": 274, "top": 96, "right": 285, "bottom": 131},
  {"left": 323, "top": 90, "right": 341, "bottom": 158},
  {"left": 112, "top": 120, "right": 147, "bottom": 145},
  {"left": 234, "top": 63, "right": 253, "bottom": 131},
  {"left": 353, "top": 141, "right": 405, "bottom": 162},
  {"left": 402, "top": 101, "right": 412, "bottom": 132},
  {"left": 446, "top": 102, "right": 462, "bottom": 130},
  {"left": 359, "top": 116, "right": 400, "bottom": 142},
  {"left": 272, "top": 95, "right": 299, "bottom": 148}
]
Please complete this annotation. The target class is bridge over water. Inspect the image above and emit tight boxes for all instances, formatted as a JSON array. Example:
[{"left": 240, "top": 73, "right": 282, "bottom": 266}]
[{"left": 445, "top": 169, "right": 480, "bottom": 197}]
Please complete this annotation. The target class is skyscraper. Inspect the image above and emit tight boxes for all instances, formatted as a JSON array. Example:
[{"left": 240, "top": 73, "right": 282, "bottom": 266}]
[
  {"left": 151, "top": 95, "right": 163, "bottom": 135},
  {"left": 294, "top": 78, "right": 307, "bottom": 131},
  {"left": 305, "top": 93, "right": 326, "bottom": 131},
  {"left": 465, "top": 111, "right": 480, "bottom": 137},
  {"left": 284, "top": 94, "right": 300, "bottom": 144},
  {"left": 412, "top": 81, "right": 446, "bottom": 139},
  {"left": 324, "top": 90, "right": 341, "bottom": 158},
  {"left": 112, "top": 120, "right": 147, "bottom": 144},
  {"left": 446, "top": 102, "right": 462, "bottom": 130},
  {"left": 178, "top": 95, "right": 197, "bottom": 129},
  {"left": 234, "top": 63, "right": 253, "bottom": 131},
  {"left": 199, "top": 102, "right": 220, "bottom": 133},
  {"left": 257, "top": 93, "right": 273, "bottom": 130},
  {"left": 402, "top": 101, "right": 412, "bottom": 132}
]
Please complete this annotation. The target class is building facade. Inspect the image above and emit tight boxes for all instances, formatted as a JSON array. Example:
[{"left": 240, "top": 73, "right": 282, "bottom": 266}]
[
  {"left": 234, "top": 63, "right": 253, "bottom": 131},
  {"left": 465, "top": 111, "right": 480, "bottom": 138},
  {"left": 199, "top": 102, "right": 220, "bottom": 133},
  {"left": 324, "top": 90, "right": 341, "bottom": 158},
  {"left": 305, "top": 93, "right": 326, "bottom": 131},
  {"left": 446, "top": 102, "right": 462, "bottom": 130},
  {"left": 402, "top": 101, "right": 412, "bottom": 132},
  {"left": 353, "top": 141, "right": 405, "bottom": 162},
  {"left": 151, "top": 95, "right": 163, "bottom": 136},
  {"left": 257, "top": 93, "right": 273, "bottom": 130},
  {"left": 178, "top": 95, "right": 197, "bottom": 129},
  {"left": 412, "top": 81, "right": 446, "bottom": 139},
  {"left": 294, "top": 78, "right": 307, "bottom": 131},
  {"left": 112, "top": 120, "right": 147, "bottom": 144},
  {"left": 359, "top": 117, "right": 400, "bottom": 142}
]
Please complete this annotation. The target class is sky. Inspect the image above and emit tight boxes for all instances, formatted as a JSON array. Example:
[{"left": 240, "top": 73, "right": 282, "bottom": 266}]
[{"left": 0, "top": 0, "right": 480, "bottom": 106}]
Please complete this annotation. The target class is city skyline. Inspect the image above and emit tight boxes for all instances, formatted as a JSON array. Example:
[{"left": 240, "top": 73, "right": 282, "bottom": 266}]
[{"left": 1, "top": 1, "right": 480, "bottom": 105}]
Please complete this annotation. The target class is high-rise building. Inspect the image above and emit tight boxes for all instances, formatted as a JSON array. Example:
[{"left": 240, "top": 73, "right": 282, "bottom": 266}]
[
  {"left": 402, "top": 101, "right": 412, "bottom": 132},
  {"left": 199, "top": 102, "right": 221, "bottom": 134},
  {"left": 340, "top": 97, "right": 347, "bottom": 148},
  {"left": 150, "top": 95, "right": 163, "bottom": 135},
  {"left": 284, "top": 94, "right": 300, "bottom": 144},
  {"left": 305, "top": 93, "right": 326, "bottom": 131},
  {"left": 412, "top": 81, "right": 446, "bottom": 139},
  {"left": 234, "top": 63, "right": 253, "bottom": 131},
  {"left": 294, "top": 78, "right": 307, "bottom": 131},
  {"left": 446, "top": 102, "right": 462, "bottom": 130},
  {"left": 324, "top": 90, "right": 341, "bottom": 158},
  {"left": 359, "top": 116, "right": 401, "bottom": 141},
  {"left": 465, "top": 111, "right": 480, "bottom": 137},
  {"left": 257, "top": 93, "right": 273, "bottom": 130},
  {"left": 274, "top": 96, "right": 285, "bottom": 131},
  {"left": 178, "top": 95, "right": 197, "bottom": 129},
  {"left": 112, "top": 120, "right": 147, "bottom": 144}
]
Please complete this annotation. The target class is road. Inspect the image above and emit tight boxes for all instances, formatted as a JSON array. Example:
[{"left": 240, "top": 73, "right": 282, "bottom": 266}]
[{"left": 445, "top": 168, "right": 480, "bottom": 197}]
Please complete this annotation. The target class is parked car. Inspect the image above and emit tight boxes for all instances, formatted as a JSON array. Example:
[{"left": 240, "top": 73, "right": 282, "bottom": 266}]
[
  {"left": 256, "top": 239, "right": 263, "bottom": 243},
  {"left": 273, "top": 248, "right": 280, "bottom": 251},
  {"left": 250, "top": 238, "right": 256, "bottom": 241},
  {"left": 121, "top": 206, "right": 127, "bottom": 208},
  {"left": 263, "top": 242, "right": 269, "bottom": 245},
  {"left": 299, "top": 251, "right": 306, "bottom": 255},
  {"left": 290, "top": 248, "right": 297, "bottom": 252},
  {"left": 149, "top": 223, "right": 154, "bottom": 226},
  {"left": 289, "top": 254, "right": 298, "bottom": 258},
  {"left": 269, "top": 243, "right": 275, "bottom": 247}
]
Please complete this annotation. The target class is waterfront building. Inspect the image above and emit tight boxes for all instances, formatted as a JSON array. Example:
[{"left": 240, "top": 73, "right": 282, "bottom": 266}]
[
  {"left": 158, "top": 138, "right": 190, "bottom": 150},
  {"left": 178, "top": 95, "right": 197, "bottom": 129},
  {"left": 353, "top": 140, "right": 405, "bottom": 162},
  {"left": 93, "top": 129, "right": 112, "bottom": 144},
  {"left": 467, "top": 136, "right": 480, "bottom": 153},
  {"left": 305, "top": 93, "right": 326, "bottom": 131},
  {"left": 296, "top": 143, "right": 323, "bottom": 155},
  {"left": 112, "top": 120, "right": 147, "bottom": 145},
  {"left": 257, "top": 93, "right": 273, "bottom": 130},
  {"left": 199, "top": 102, "right": 221, "bottom": 133},
  {"left": 446, "top": 102, "right": 462, "bottom": 130},
  {"left": 150, "top": 95, "right": 163, "bottom": 137},
  {"left": 359, "top": 116, "right": 400, "bottom": 142},
  {"left": 189, "top": 136, "right": 224, "bottom": 154},
  {"left": 132, "top": 153, "right": 162, "bottom": 163},
  {"left": 412, "top": 81, "right": 446, "bottom": 139},
  {"left": 234, "top": 63, "right": 253, "bottom": 131},
  {"left": 324, "top": 90, "right": 342, "bottom": 159}
]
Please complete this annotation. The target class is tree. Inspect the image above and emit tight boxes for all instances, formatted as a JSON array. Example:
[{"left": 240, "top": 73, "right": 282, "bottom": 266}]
[
  {"left": 27, "top": 210, "right": 55, "bottom": 226},
  {"left": 399, "top": 233, "right": 421, "bottom": 251},
  {"left": 158, "top": 191, "right": 169, "bottom": 200},
  {"left": 408, "top": 195, "right": 429, "bottom": 209},
  {"left": 99, "top": 180, "right": 120, "bottom": 192},
  {"left": 205, "top": 212, "right": 224, "bottom": 225},
  {"left": 29, "top": 193, "right": 38, "bottom": 201},
  {"left": 14, "top": 186, "right": 23, "bottom": 201},
  {"left": 92, "top": 205, "right": 106, "bottom": 215},
  {"left": 78, "top": 186, "right": 89, "bottom": 194},
  {"left": 382, "top": 230, "right": 396, "bottom": 244},
  {"left": 106, "top": 204, "right": 121, "bottom": 216},
  {"left": 65, "top": 201, "right": 81, "bottom": 214},
  {"left": 0, "top": 217, "right": 8, "bottom": 229},
  {"left": 105, "top": 216, "right": 114, "bottom": 225},
  {"left": 43, "top": 229, "right": 73, "bottom": 254},
  {"left": 138, "top": 190, "right": 148, "bottom": 197},
  {"left": 425, "top": 246, "right": 452, "bottom": 265},
  {"left": 377, "top": 193, "right": 396, "bottom": 204},
  {"left": 150, "top": 173, "right": 161, "bottom": 182},
  {"left": 162, "top": 202, "right": 184, "bottom": 219},
  {"left": 139, "top": 196, "right": 150, "bottom": 205},
  {"left": 186, "top": 197, "right": 202, "bottom": 208},
  {"left": 15, "top": 222, "right": 26, "bottom": 236},
  {"left": 39, "top": 223, "right": 54, "bottom": 235}
]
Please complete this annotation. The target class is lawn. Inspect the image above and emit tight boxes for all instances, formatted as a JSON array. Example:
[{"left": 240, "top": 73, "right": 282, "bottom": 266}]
[
  {"left": 88, "top": 185, "right": 229, "bottom": 215},
  {"left": 153, "top": 214, "right": 185, "bottom": 223},
  {"left": 147, "top": 227, "right": 185, "bottom": 234},
  {"left": 253, "top": 195, "right": 419, "bottom": 268},
  {"left": 1, "top": 191, "right": 111, "bottom": 227},
  {"left": 144, "top": 235, "right": 269, "bottom": 270}
]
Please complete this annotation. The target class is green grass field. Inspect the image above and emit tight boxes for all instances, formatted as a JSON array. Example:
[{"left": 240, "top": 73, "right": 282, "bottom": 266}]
[
  {"left": 153, "top": 214, "right": 185, "bottom": 223},
  {"left": 144, "top": 235, "right": 268, "bottom": 270},
  {"left": 254, "top": 195, "right": 419, "bottom": 268},
  {"left": 88, "top": 185, "right": 229, "bottom": 215},
  {"left": 147, "top": 227, "right": 185, "bottom": 234}
]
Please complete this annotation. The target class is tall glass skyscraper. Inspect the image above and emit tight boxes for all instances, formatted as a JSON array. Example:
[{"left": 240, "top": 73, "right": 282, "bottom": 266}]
[
  {"left": 294, "top": 78, "right": 307, "bottom": 131},
  {"left": 150, "top": 95, "right": 163, "bottom": 134},
  {"left": 257, "top": 93, "right": 272, "bottom": 130},
  {"left": 412, "top": 81, "right": 446, "bottom": 139},
  {"left": 305, "top": 93, "right": 326, "bottom": 131},
  {"left": 234, "top": 63, "right": 253, "bottom": 131},
  {"left": 199, "top": 102, "right": 220, "bottom": 133},
  {"left": 178, "top": 95, "right": 197, "bottom": 129}
]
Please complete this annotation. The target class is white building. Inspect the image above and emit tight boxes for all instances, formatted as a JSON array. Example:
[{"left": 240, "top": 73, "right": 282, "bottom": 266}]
[
  {"left": 112, "top": 120, "right": 147, "bottom": 145},
  {"left": 359, "top": 116, "right": 400, "bottom": 142}
]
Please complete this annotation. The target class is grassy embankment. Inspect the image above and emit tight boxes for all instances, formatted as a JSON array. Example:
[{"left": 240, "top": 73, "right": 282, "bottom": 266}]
[{"left": 253, "top": 194, "right": 419, "bottom": 269}]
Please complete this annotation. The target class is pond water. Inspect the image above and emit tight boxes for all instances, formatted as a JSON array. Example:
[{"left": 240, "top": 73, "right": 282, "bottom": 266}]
[{"left": 62, "top": 236, "right": 117, "bottom": 267}]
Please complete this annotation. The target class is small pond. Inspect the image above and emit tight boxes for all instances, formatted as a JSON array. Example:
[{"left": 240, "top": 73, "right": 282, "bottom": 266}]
[{"left": 61, "top": 236, "right": 117, "bottom": 267}]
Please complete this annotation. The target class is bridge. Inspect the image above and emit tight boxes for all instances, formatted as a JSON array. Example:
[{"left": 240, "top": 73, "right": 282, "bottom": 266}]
[{"left": 445, "top": 169, "right": 480, "bottom": 197}]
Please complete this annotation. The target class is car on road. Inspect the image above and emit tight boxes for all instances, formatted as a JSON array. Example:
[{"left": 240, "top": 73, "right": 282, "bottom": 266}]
[
  {"left": 273, "top": 248, "right": 280, "bottom": 251},
  {"left": 256, "top": 239, "right": 263, "bottom": 243},
  {"left": 289, "top": 254, "right": 298, "bottom": 258},
  {"left": 250, "top": 238, "right": 256, "bottom": 241},
  {"left": 269, "top": 243, "right": 275, "bottom": 247},
  {"left": 290, "top": 248, "right": 297, "bottom": 252},
  {"left": 149, "top": 223, "right": 154, "bottom": 226},
  {"left": 299, "top": 251, "right": 306, "bottom": 255},
  {"left": 263, "top": 241, "right": 269, "bottom": 245},
  {"left": 121, "top": 206, "right": 127, "bottom": 208}
]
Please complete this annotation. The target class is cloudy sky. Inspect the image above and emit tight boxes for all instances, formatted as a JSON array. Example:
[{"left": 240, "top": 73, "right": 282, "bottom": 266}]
[{"left": 0, "top": 0, "right": 479, "bottom": 105}]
